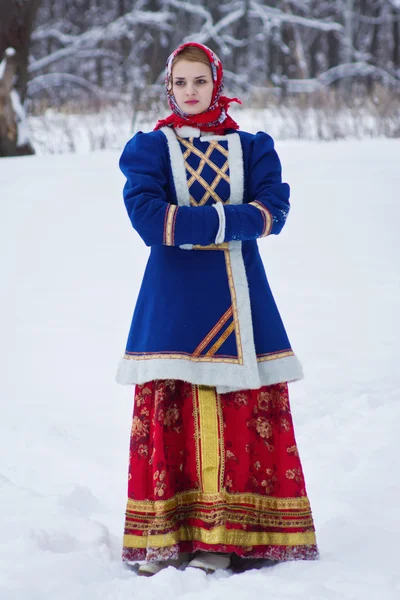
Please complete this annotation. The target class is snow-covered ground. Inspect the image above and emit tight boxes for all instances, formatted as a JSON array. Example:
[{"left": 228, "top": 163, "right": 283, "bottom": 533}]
[{"left": 1, "top": 138, "right": 399, "bottom": 599}]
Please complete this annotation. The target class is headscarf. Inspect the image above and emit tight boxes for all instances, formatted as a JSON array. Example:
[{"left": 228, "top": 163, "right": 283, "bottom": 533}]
[{"left": 154, "top": 42, "right": 241, "bottom": 134}]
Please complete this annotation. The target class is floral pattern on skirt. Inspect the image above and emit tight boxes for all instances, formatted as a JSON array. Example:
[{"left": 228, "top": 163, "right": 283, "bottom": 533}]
[{"left": 123, "top": 380, "right": 318, "bottom": 563}]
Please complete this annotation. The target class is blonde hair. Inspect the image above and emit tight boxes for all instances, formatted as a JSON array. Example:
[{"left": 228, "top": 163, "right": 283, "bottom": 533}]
[{"left": 172, "top": 46, "right": 211, "bottom": 70}]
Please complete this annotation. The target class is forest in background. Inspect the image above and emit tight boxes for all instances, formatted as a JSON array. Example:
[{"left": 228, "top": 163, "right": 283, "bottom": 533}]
[{"left": 1, "top": 0, "right": 400, "bottom": 155}]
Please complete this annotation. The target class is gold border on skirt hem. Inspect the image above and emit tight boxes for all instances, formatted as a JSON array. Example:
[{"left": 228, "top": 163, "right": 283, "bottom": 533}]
[
  {"left": 126, "top": 491, "right": 312, "bottom": 514},
  {"left": 123, "top": 526, "right": 317, "bottom": 549}
]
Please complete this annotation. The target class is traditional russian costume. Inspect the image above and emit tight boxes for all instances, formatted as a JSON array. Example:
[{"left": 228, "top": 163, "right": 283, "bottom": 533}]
[{"left": 118, "top": 43, "right": 318, "bottom": 566}]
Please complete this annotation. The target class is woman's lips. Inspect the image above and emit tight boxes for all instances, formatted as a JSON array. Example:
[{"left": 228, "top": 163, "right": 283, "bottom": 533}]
[{"left": 185, "top": 100, "right": 199, "bottom": 104}]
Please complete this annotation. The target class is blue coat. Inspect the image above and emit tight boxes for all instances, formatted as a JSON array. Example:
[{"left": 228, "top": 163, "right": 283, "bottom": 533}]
[{"left": 116, "top": 125, "right": 303, "bottom": 393}]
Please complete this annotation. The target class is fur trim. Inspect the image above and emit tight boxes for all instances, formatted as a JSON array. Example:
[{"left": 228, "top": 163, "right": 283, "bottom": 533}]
[
  {"left": 174, "top": 126, "right": 201, "bottom": 138},
  {"left": 200, "top": 135, "right": 232, "bottom": 141},
  {"left": 161, "top": 127, "right": 193, "bottom": 250},
  {"left": 160, "top": 127, "right": 191, "bottom": 207},
  {"left": 174, "top": 126, "right": 234, "bottom": 141},
  {"left": 116, "top": 353, "right": 303, "bottom": 393},
  {"left": 227, "top": 133, "right": 244, "bottom": 205},
  {"left": 216, "top": 356, "right": 304, "bottom": 393},
  {"left": 227, "top": 240, "right": 260, "bottom": 386},
  {"left": 212, "top": 202, "right": 226, "bottom": 244}
]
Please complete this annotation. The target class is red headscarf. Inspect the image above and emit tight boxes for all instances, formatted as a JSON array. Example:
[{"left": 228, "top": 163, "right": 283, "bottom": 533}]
[{"left": 154, "top": 42, "right": 241, "bottom": 135}]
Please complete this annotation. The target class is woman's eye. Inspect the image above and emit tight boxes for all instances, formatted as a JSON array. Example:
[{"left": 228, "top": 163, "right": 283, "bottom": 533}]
[
  {"left": 175, "top": 81, "right": 185, "bottom": 86},
  {"left": 197, "top": 79, "right": 207, "bottom": 84}
]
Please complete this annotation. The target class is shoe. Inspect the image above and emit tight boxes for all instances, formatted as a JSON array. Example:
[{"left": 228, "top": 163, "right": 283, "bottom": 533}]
[
  {"left": 187, "top": 552, "right": 231, "bottom": 573},
  {"left": 138, "top": 553, "right": 189, "bottom": 577}
]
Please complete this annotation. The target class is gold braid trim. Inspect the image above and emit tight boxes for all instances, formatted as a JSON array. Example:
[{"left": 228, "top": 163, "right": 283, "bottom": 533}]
[
  {"left": 257, "top": 350, "right": 294, "bottom": 362},
  {"left": 192, "top": 242, "right": 229, "bottom": 250},
  {"left": 193, "top": 307, "right": 233, "bottom": 357},
  {"left": 165, "top": 204, "right": 178, "bottom": 246},
  {"left": 216, "top": 392, "right": 225, "bottom": 491},
  {"left": 205, "top": 321, "right": 235, "bottom": 357},
  {"left": 191, "top": 384, "right": 202, "bottom": 487},
  {"left": 125, "top": 513, "right": 315, "bottom": 530},
  {"left": 123, "top": 526, "right": 317, "bottom": 549},
  {"left": 197, "top": 386, "right": 220, "bottom": 493},
  {"left": 249, "top": 200, "right": 273, "bottom": 237},
  {"left": 223, "top": 249, "right": 243, "bottom": 364},
  {"left": 126, "top": 490, "right": 312, "bottom": 513}
]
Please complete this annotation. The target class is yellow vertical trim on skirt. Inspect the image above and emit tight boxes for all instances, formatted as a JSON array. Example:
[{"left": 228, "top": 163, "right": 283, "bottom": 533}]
[
  {"left": 216, "top": 392, "right": 225, "bottom": 491},
  {"left": 197, "top": 385, "right": 220, "bottom": 494},
  {"left": 191, "top": 384, "right": 202, "bottom": 487}
]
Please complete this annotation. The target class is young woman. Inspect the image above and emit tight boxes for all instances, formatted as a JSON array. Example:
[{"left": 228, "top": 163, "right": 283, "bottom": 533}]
[{"left": 117, "top": 42, "right": 318, "bottom": 576}]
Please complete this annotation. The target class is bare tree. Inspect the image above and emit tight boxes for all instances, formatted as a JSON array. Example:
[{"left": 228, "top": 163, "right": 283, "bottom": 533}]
[{"left": 0, "top": 0, "right": 41, "bottom": 156}]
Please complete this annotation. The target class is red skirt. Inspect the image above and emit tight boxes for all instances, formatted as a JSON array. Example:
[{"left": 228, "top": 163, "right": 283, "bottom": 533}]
[{"left": 123, "top": 380, "right": 318, "bottom": 563}]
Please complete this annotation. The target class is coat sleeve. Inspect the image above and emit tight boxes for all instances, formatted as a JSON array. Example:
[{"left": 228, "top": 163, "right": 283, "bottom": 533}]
[
  {"left": 214, "top": 132, "right": 290, "bottom": 243},
  {"left": 120, "top": 131, "right": 219, "bottom": 247}
]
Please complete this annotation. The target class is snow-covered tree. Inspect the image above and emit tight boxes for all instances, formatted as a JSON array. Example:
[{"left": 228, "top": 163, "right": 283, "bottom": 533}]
[
  {"left": 0, "top": 0, "right": 40, "bottom": 156},
  {"left": 1, "top": 0, "right": 400, "bottom": 150}
]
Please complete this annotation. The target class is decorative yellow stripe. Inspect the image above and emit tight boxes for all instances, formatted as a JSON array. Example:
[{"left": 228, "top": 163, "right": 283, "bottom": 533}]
[
  {"left": 197, "top": 386, "right": 220, "bottom": 494},
  {"left": 186, "top": 143, "right": 215, "bottom": 198},
  {"left": 165, "top": 204, "right": 177, "bottom": 246},
  {"left": 124, "top": 351, "right": 239, "bottom": 364},
  {"left": 186, "top": 160, "right": 229, "bottom": 206},
  {"left": 125, "top": 513, "right": 315, "bottom": 530},
  {"left": 179, "top": 137, "right": 230, "bottom": 179},
  {"left": 126, "top": 491, "right": 313, "bottom": 513},
  {"left": 201, "top": 161, "right": 229, "bottom": 206},
  {"left": 193, "top": 307, "right": 233, "bottom": 357},
  {"left": 180, "top": 137, "right": 230, "bottom": 206},
  {"left": 123, "top": 526, "right": 317, "bottom": 549},
  {"left": 214, "top": 142, "right": 229, "bottom": 157},
  {"left": 191, "top": 384, "right": 202, "bottom": 487},
  {"left": 205, "top": 321, "right": 235, "bottom": 357},
  {"left": 192, "top": 242, "right": 229, "bottom": 250},
  {"left": 250, "top": 200, "right": 273, "bottom": 236},
  {"left": 257, "top": 350, "right": 294, "bottom": 362},
  {"left": 216, "top": 392, "right": 225, "bottom": 491},
  {"left": 223, "top": 249, "right": 243, "bottom": 364},
  {"left": 124, "top": 349, "right": 293, "bottom": 364}
]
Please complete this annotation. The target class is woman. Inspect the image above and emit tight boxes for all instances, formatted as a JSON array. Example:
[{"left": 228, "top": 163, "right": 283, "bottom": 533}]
[{"left": 117, "top": 42, "right": 318, "bottom": 576}]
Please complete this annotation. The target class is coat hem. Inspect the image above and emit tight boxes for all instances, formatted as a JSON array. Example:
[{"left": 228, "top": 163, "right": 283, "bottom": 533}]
[{"left": 115, "top": 353, "right": 303, "bottom": 393}]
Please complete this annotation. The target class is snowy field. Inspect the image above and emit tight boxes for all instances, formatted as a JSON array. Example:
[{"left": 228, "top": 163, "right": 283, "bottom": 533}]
[{"left": 1, "top": 137, "right": 400, "bottom": 599}]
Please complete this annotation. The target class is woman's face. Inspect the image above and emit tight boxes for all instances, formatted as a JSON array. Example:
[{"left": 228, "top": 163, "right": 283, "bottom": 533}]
[{"left": 172, "top": 60, "right": 213, "bottom": 115}]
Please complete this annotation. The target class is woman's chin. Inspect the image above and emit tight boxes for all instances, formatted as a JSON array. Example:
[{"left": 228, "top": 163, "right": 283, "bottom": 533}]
[{"left": 181, "top": 105, "right": 204, "bottom": 116}]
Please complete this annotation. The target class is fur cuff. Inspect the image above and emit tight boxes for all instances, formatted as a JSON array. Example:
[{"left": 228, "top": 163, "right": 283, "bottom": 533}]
[{"left": 212, "top": 202, "right": 226, "bottom": 245}]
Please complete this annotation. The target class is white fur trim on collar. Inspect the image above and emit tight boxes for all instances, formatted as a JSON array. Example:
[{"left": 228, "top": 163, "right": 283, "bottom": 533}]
[
  {"left": 174, "top": 126, "right": 201, "bottom": 138},
  {"left": 174, "top": 126, "right": 232, "bottom": 141}
]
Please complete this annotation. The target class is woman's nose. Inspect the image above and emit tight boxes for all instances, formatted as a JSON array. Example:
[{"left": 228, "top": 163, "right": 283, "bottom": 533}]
[{"left": 186, "top": 83, "right": 196, "bottom": 95}]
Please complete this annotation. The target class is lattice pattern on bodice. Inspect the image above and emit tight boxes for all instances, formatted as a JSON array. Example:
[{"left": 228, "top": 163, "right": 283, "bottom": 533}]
[{"left": 177, "top": 136, "right": 231, "bottom": 206}]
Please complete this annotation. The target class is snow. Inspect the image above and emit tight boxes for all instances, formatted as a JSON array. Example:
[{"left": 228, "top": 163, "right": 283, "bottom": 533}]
[
  {"left": 1, "top": 138, "right": 400, "bottom": 599},
  {"left": 0, "top": 57, "right": 5, "bottom": 81},
  {"left": 0, "top": 48, "right": 15, "bottom": 81},
  {"left": 10, "top": 89, "right": 30, "bottom": 147},
  {"left": 250, "top": 2, "right": 343, "bottom": 32},
  {"left": 27, "top": 106, "right": 400, "bottom": 156}
]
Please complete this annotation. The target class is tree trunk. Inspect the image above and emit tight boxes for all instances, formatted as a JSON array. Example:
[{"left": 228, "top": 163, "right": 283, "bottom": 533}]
[
  {"left": 0, "top": 49, "right": 18, "bottom": 156},
  {"left": 0, "top": 0, "right": 41, "bottom": 156}
]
